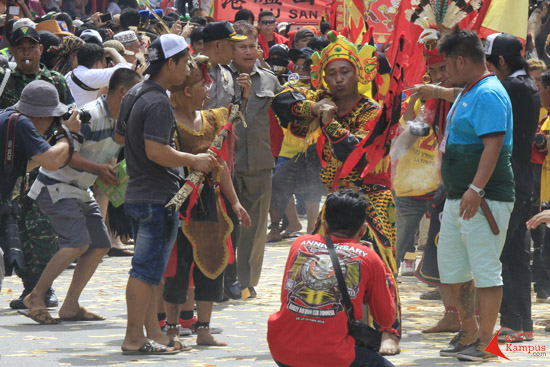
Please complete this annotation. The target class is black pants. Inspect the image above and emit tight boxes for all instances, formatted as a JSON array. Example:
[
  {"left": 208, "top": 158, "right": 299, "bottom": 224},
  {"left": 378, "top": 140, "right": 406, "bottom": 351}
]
[
  {"left": 500, "top": 198, "right": 533, "bottom": 332},
  {"left": 541, "top": 228, "right": 550, "bottom": 290},
  {"left": 163, "top": 231, "right": 223, "bottom": 304}
]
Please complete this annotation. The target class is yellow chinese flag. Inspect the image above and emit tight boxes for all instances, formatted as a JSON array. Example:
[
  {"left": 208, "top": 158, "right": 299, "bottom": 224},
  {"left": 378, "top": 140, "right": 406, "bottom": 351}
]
[{"left": 346, "top": 0, "right": 368, "bottom": 45}]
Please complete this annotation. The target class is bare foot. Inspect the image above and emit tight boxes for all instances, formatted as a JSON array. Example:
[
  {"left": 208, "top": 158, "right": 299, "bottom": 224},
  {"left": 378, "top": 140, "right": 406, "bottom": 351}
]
[
  {"left": 422, "top": 311, "right": 460, "bottom": 333},
  {"left": 196, "top": 329, "right": 227, "bottom": 346},
  {"left": 281, "top": 223, "right": 302, "bottom": 238},
  {"left": 379, "top": 331, "right": 400, "bottom": 356},
  {"left": 266, "top": 227, "right": 283, "bottom": 242},
  {"left": 23, "top": 292, "right": 46, "bottom": 314}
]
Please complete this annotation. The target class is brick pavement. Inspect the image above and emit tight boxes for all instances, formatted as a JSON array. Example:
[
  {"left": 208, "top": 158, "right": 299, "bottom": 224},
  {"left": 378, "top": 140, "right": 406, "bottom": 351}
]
[{"left": 1, "top": 238, "right": 550, "bottom": 367}]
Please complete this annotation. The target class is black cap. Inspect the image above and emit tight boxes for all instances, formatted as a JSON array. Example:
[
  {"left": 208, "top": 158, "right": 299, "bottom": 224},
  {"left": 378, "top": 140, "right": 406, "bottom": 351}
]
[
  {"left": 11, "top": 26, "right": 40, "bottom": 45},
  {"left": 267, "top": 43, "right": 289, "bottom": 60},
  {"left": 484, "top": 33, "right": 522, "bottom": 58},
  {"left": 202, "top": 21, "right": 246, "bottom": 43}
]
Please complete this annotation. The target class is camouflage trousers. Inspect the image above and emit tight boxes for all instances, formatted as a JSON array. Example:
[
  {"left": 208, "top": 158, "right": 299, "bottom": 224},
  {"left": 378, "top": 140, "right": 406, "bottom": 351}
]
[{"left": 14, "top": 193, "right": 58, "bottom": 289}]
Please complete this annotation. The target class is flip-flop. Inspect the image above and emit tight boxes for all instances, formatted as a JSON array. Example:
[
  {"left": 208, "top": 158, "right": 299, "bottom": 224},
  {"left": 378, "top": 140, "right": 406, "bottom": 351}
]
[
  {"left": 167, "top": 338, "right": 192, "bottom": 352},
  {"left": 122, "top": 340, "right": 181, "bottom": 355},
  {"left": 59, "top": 307, "right": 105, "bottom": 321},
  {"left": 18, "top": 309, "right": 61, "bottom": 325}
]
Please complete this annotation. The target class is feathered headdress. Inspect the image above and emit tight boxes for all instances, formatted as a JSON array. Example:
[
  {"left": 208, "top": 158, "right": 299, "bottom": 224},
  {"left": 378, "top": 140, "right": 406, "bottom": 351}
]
[
  {"left": 310, "top": 31, "right": 377, "bottom": 91},
  {"left": 405, "top": 0, "right": 483, "bottom": 49}
]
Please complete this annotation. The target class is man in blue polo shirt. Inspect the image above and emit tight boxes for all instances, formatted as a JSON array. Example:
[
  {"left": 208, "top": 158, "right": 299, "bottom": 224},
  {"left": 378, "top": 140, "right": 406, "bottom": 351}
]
[{"left": 436, "top": 30, "right": 515, "bottom": 362}]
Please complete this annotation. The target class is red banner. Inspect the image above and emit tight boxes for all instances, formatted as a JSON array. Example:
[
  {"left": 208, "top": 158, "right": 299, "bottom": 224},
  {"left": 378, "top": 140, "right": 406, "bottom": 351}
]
[
  {"left": 214, "top": 0, "right": 333, "bottom": 25},
  {"left": 366, "top": 0, "right": 401, "bottom": 44}
]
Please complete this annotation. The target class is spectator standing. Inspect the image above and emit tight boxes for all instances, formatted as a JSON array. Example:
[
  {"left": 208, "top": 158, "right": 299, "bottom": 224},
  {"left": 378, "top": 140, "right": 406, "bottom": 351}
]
[
  {"left": 116, "top": 34, "right": 216, "bottom": 355},
  {"left": 257, "top": 10, "right": 288, "bottom": 59},
  {"left": 437, "top": 30, "right": 515, "bottom": 362}
]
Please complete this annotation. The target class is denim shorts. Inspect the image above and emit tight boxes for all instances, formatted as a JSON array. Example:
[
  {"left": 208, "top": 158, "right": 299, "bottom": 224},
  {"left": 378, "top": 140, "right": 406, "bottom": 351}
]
[{"left": 125, "top": 203, "right": 179, "bottom": 286}]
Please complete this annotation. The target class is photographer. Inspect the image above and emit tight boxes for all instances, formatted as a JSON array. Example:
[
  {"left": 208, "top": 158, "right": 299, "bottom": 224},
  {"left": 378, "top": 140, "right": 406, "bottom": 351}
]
[
  {"left": 267, "top": 190, "right": 396, "bottom": 367},
  {"left": 0, "top": 80, "right": 80, "bottom": 293},
  {"left": 21, "top": 68, "right": 141, "bottom": 325}
]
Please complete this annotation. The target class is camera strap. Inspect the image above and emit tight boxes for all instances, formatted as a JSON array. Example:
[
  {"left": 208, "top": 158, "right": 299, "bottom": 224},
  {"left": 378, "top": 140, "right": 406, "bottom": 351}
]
[
  {"left": 324, "top": 235, "right": 357, "bottom": 328},
  {"left": 2, "top": 112, "right": 23, "bottom": 203},
  {"left": 69, "top": 71, "right": 99, "bottom": 92}
]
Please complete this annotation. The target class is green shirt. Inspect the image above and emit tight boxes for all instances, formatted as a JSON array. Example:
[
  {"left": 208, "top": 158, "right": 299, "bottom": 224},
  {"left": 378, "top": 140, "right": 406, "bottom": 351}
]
[{"left": 0, "top": 64, "right": 73, "bottom": 109}]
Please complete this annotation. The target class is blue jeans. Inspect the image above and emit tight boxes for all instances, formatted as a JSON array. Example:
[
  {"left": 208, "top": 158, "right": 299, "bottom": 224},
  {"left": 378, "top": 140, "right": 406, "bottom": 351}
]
[
  {"left": 394, "top": 195, "right": 432, "bottom": 268},
  {"left": 124, "top": 203, "right": 179, "bottom": 285}
]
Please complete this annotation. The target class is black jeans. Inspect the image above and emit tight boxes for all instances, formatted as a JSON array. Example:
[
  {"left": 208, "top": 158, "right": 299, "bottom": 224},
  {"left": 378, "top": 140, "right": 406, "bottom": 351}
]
[
  {"left": 500, "top": 198, "right": 533, "bottom": 332},
  {"left": 275, "top": 345, "right": 394, "bottom": 367}
]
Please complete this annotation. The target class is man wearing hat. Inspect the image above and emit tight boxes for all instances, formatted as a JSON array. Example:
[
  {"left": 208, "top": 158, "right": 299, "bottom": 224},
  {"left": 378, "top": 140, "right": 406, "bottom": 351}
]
[
  {"left": 0, "top": 80, "right": 80, "bottom": 317},
  {"left": 113, "top": 30, "right": 144, "bottom": 57},
  {"left": 485, "top": 32, "right": 540, "bottom": 344},
  {"left": 201, "top": 20, "right": 246, "bottom": 110},
  {"left": 292, "top": 27, "right": 314, "bottom": 50},
  {"left": 0, "top": 24, "right": 76, "bottom": 311},
  {"left": 116, "top": 34, "right": 217, "bottom": 355}
]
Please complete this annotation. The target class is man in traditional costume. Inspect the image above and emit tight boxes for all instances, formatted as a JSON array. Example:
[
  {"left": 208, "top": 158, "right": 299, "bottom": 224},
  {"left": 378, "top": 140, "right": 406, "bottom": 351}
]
[{"left": 271, "top": 31, "right": 401, "bottom": 355}]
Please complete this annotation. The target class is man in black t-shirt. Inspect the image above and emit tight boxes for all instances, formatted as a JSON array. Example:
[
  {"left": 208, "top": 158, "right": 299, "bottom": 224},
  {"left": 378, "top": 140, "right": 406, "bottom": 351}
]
[
  {"left": 486, "top": 33, "right": 541, "bottom": 342},
  {"left": 116, "top": 34, "right": 216, "bottom": 355}
]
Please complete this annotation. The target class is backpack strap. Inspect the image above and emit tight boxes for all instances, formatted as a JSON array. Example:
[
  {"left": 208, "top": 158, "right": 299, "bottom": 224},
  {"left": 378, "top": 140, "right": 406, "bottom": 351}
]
[
  {"left": 2, "top": 112, "right": 23, "bottom": 202},
  {"left": 70, "top": 71, "right": 99, "bottom": 92},
  {"left": 0, "top": 67, "right": 12, "bottom": 98}
]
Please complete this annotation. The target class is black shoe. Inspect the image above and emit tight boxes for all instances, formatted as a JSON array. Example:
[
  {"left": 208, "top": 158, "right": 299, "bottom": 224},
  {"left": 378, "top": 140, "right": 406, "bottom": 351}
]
[
  {"left": 225, "top": 281, "right": 242, "bottom": 300},
  {"left": 439, "top": 331, "right": 476, "bottom": 357},
  {"left": 456, "top": 339, "right": 497, "bottom": 361},
  {"left": 9, "top": 287, "right": 58, "bottom": 309},
  {"left": 9, "top": 289, "right": 31, "bottom": 310},
  {"left": 45, "top": 287, "right": 58, "bottom": 308},
  {"left": 248, "top": 287, "right": 257, "bottom": 298},
  {"left": 108, "top": 248, "right": 134, "bottom": 257}
]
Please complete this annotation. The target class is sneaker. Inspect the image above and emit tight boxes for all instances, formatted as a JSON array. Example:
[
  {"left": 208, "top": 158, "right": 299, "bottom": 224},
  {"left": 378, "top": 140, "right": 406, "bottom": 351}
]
[
  {"left": 44, "top": 287, "right": 59, "bottom": 308},
  {"left": 401, "top": 260, "right": 416, "bottom": 276},
  {"left": 456, "top": 339, "right": 497, "bottom": 362},
  {"left": 179, "top": 316, "right": 198, "bottom": 330},
  {"left": 420, "top": 289, "right": 441, "bottom": 300},
  {"left": 159, "top": 319, "right": 167, "bottom": 332},
  {"left": 497, "top": 329, "right": 523, "bottom": 343},
  {"left": 224, "top": 281, "right": 242, "bottom": 300},
  {"left": 536, "top": 291, "right": 550, "bottom": 303},
  {"left": 440, "top": 331, "right": 477, "bottom": 357}
]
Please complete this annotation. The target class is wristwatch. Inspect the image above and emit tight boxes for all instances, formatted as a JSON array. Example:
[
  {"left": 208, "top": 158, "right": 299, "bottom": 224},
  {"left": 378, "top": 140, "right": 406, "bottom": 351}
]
[{"left": 468, "top": 184, "right": 485, "bottom": 198}]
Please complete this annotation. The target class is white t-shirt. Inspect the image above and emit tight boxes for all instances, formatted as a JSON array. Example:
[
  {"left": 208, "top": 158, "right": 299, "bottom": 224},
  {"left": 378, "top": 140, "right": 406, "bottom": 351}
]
[
  {"left": 106, "top": 1, "right": 121, "bottom": 15},
  {"left": 66, "top": 63, "right": 130, "bottom": 107}
]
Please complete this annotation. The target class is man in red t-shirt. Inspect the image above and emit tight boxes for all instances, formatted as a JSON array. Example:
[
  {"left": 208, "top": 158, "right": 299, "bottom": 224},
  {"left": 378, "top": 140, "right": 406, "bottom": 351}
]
[
  {"left": 257, "top": 10, "right": 289, "bottom": 59},
  {"left": 267, "top": 190, "right": 396, "bottom": 367}
]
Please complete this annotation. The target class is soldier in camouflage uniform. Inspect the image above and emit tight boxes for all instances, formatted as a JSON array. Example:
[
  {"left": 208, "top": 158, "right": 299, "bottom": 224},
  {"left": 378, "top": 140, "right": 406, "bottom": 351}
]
[{"left": 1, "top": 25, "right": 74, "bottom": 309}]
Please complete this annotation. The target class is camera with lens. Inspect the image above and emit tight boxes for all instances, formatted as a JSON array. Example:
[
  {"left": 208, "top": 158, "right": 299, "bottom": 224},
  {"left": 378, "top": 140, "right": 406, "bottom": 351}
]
[
  {"left": 63, "top": 107, "right": 92, "bottom": 124},
  {"left": 0, "top": 200, "right": 25, "bottom": 276},
  {"left": 534, "top": 133, "right": 548, "bottom": 150}
]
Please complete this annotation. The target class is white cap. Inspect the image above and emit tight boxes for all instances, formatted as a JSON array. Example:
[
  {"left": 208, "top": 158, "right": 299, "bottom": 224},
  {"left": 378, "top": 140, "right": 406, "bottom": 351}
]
[
  {"left": 13, "top": 18, "right": 36, "bottom": 32},
  {"left": 114, "top": 30, "right": 138, "bottom": 44},
  {"left": 80, "top": 29, "right": 103, "bottom": 44}
]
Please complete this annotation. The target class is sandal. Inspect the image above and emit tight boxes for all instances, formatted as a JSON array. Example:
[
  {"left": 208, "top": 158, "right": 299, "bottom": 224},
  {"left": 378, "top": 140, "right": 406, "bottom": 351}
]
[
  {"left": 166, "top": 323, "right": 192, "bottom": 351},
  {"left": 122, "top": 340, "right": 180, "bottom": 355},
  {"left": 59, "top": 307, "right": 105, "bottom": 321},
  {"left": 18, "top": 309, "right": 61, "bottom": 325}
]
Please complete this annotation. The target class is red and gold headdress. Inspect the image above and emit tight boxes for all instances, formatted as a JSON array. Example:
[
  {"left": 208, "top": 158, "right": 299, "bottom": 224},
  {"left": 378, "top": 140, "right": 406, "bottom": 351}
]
[{"left": 310, "top": 31, "right": 377, "bottom": 91}]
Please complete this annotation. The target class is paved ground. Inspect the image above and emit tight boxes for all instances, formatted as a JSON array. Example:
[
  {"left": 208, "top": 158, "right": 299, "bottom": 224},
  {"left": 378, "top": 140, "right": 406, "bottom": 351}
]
[{"left": 1, "top": 236, "right": 550, "bottom": 367}]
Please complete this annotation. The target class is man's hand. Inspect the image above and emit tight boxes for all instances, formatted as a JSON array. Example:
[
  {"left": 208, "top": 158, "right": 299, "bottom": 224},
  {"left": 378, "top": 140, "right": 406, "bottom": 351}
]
[
  {"left": 312, "top": 98, "right": 337, "bottom": 116},
  {"left": 413, "top": 84, "right": 437, "bottom": 100},
  {"left": 459, "top": 188, "right": 482, "bottom": 220},
  {"left": 236, "top": 73, "right": 251, "bottom": 99},
  {"left": 527, "top": 210, "right": 550, "bottom": 229},
  {"left": 90, "top": 12, "right": 107, "bottom": 27},
  {"left": 97, "top": 163, "right": 120, "bottom": 186},
  {"left": 181, "top": 22, "right": 194, "bottom": 38},
  {"left": 232, "top": 201, "right": 252, "bottom": 228},
  {"left": 191, "top": 153, "right": 217, "bottom": 173},
  {"left": 170, "top": 20, "right": 183, "bottom": 35},
  {"left": 61, "top": 110, "right": 81, "bottom": 133}
]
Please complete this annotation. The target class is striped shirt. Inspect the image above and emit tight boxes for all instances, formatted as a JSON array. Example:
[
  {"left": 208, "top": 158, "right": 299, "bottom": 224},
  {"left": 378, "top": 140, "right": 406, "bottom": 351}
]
[{"left": 29, "top": 95, "right": 121, "bottom": 203}]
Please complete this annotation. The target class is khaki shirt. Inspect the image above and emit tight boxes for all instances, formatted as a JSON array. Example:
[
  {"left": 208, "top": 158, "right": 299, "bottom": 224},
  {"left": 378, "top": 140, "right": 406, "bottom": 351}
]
[
  {"left": 229, "top": 63, "right": 282, "bottom": 173},
  {"left": 204, "top": 64, "right": 235, "bottom": 110}
]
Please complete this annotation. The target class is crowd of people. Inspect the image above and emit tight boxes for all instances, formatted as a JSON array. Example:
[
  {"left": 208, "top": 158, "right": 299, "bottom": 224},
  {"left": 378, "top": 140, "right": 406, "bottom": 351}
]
[{"left": 1, "top": 0, "right": 550, "bottom": 365}]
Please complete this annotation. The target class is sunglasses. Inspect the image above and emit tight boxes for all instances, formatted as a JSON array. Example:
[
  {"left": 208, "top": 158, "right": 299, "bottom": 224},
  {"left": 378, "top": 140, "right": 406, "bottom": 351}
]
[{"left": 261, "top": 19, "right": 276, "bottom": 25}]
